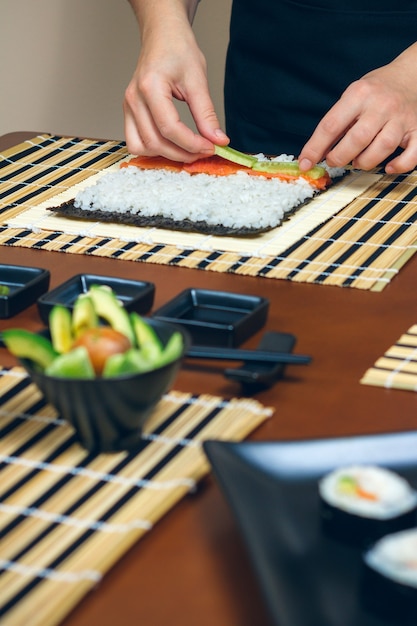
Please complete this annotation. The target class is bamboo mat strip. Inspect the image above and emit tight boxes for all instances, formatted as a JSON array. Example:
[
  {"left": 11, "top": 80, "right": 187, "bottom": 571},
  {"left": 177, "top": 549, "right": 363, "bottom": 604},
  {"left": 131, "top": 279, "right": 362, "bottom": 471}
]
[
  {"left": 361, "top": 324, "right": 417, "bottom": 390},
  {"left": 0, "top": 366, "right": 272, "bottom": 626},
  {"left": 1, "top": 134, "right": 417, "bottom": 290}
]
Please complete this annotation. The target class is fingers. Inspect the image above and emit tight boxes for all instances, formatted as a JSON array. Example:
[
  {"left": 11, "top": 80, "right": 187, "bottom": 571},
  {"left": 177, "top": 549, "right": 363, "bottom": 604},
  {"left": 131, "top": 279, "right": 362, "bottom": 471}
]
[
  {"left": 299, "top": 74, "right": 417, "bottom": 174},
  {"left": 298, "top": 88, "right": 363, "bottom": 171},
  {"left": 123, "top": 60, "right": 229, "bottom": 161},
  {"left": 385, "top": 133, "right": 417, "bottom": 174}
]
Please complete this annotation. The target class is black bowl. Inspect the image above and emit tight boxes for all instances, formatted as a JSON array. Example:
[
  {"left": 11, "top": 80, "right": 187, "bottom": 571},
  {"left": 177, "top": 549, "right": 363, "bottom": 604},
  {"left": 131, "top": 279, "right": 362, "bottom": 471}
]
[{"left": 21, "top": 319, "right": 189, "bottom": 453}]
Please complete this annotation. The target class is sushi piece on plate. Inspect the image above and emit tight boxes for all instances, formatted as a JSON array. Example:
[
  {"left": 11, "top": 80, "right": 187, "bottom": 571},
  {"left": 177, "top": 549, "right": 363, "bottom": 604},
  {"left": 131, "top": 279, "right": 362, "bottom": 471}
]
[
  {"left": 361, "top": 528, "right": 417, "bottom": 625},
  {"left": 318, "top": 465, "right": 417, "bottom": 547}
]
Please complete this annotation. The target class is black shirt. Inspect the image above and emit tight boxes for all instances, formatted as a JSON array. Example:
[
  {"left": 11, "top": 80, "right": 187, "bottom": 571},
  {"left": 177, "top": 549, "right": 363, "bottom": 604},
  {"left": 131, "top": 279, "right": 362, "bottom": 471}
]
[{"left": 224, "top": 0, "right": 417, "bottom": 154}]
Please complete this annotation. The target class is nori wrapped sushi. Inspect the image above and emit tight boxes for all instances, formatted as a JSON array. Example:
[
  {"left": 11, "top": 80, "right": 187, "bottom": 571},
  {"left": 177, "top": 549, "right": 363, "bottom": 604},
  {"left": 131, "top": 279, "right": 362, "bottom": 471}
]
[
  {"left": 361, "top": 528, "right": 417, "bottom": 625},
  {"left": 319, "top": 465, "right": 417, "bottom": 548}
]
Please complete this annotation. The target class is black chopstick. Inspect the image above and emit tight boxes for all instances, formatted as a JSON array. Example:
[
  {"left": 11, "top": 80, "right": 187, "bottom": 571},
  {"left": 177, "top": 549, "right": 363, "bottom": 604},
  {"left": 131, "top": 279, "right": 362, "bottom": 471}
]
[{"left": 186, "top": 346, "right": 311, "bottom": 365}]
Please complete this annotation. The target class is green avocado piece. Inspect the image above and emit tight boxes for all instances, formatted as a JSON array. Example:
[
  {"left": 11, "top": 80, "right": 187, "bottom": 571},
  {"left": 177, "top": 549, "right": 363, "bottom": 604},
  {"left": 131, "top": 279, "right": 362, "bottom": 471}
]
[
  {"left": 44, "top": 346, "right": 95, "bottom": 379},
  {"left": 102, "top": 348, "right": 154, "bottom": 378},
  {"left": 252, "top": 161, "right": 301, "bottom": 175},
  {"left": 252, "top": 160, "right": 326, "bottom": 180},
  {"left": 72, "top": 294, "right": 98, "bottom": 339},
  {"left": 302, "top": 165, "right": 328, "bottom": 180},
  {"left": 49, "top": 305, "right": 73, "bottom": 353},
  {"left": 2, "top": 329, "right": 58, "bottom": 370},
  {"left": 214, "top": 145, "right": 258, "bottom": 168},
  {"left": 153, "top": 331, "right": 184, "bottom": 368},
  {"left": 87, "top": 285, "right": 135, "bottom": 345},
  {"left": 130, "top": 313, "right": 163, "bottom": 361}
]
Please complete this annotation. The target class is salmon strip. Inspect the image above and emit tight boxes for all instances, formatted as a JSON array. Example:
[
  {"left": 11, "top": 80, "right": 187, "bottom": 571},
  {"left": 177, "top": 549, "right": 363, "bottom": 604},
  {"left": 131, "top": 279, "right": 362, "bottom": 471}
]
[
  {"left": 120, "top": 155, "right": 184, "bottom": 172},
  {"left": 183, "top": 155, "right": 251, "bottom": 176},
  {"left": 121, "top": 154, "right": 331, "bottom": 189}
]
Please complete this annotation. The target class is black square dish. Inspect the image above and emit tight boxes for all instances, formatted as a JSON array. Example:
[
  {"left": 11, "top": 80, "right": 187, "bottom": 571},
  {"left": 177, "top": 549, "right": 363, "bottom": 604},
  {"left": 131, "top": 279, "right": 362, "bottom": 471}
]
[
  {"left": 0, "top": 264, "right": 50, "bottom": 318},
  {"left": 152, "top": 288, "right": 269, "bottom": 347},
  {"left": 37, "top": 274, "right": 155, "bottom": 325}
]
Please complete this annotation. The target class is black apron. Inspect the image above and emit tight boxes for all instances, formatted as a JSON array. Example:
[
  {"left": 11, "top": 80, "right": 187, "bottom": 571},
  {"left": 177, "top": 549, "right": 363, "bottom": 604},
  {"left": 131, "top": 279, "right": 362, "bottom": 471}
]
[{"left": 224, "top": 0, "right": 417, "bottom": 155}]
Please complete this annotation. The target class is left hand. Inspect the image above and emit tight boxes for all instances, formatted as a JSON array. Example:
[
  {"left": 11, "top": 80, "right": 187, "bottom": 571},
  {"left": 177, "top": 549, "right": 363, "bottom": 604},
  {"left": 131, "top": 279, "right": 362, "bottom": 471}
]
[{"left": 298, "top": 43, "right": 417, "bottom": 174}]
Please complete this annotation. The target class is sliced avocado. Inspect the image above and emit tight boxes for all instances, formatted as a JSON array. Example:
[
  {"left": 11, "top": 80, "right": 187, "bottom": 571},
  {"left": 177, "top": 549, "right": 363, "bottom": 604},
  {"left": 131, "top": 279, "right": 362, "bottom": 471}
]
[
  {"left": 44, "top": 346, "right": 95, "bottom": 379},
  {"left": 252, "top": 160, "right": 326, "bottom": 180},
  {"left": 101, "top": 352, "right": 126, "bottom": 378},
  {"left": 252, "top": 161, "right": 301, "bottom": 176},
  {"left": 214, "top": 145, "right": 258, "bottom": 168},
  {"left": 2, "top": 329, "right": 57, "bottom": 370},
  {"left": 130, "top": 313, "right": 163, "bottom": 354},
  {"left": 336, "top": 476, "right": 357, "bottom": 496},
  {"left": 102, "top": 348, "right": 154, "bottom": 378},
  {"left": 301, "top": 165, "right": 328, "bottom": 180},
  {"left": 49, "top": 305, "right": 73, "bottom": 354},
  {"left": 72, "top": 294, "right": 98, "bottom": 339},
  {"left": 153, "top": 331, "right": 184, "bottom": 368},
  {"left": 88, "top": 285, "right": 135, "bottom": 345}
]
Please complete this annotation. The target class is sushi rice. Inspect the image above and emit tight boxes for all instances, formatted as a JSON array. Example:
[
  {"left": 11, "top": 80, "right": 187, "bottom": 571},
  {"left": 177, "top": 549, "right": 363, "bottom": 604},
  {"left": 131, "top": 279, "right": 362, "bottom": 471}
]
[
  {"left": 72, "top": 155, "right": 344, "bottom": 232},
  {"left": 364, "top": 528, "right": 417, "bottom": 588}
]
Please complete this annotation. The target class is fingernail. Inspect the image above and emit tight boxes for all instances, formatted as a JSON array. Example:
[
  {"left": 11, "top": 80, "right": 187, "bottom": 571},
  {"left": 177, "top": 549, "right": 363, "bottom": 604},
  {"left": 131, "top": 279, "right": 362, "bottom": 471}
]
[
  {"left": 299, "top": 158, "right": 313, "bottom": 171},
  {"left": 214, "top": 128, "right": 229, "bottom": 140}
]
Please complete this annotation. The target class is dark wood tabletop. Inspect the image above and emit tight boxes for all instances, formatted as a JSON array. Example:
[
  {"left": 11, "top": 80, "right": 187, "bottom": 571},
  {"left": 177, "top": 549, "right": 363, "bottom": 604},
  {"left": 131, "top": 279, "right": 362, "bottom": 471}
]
[{"left": 1, "top": 132, "right": 417, "bottom": 626}]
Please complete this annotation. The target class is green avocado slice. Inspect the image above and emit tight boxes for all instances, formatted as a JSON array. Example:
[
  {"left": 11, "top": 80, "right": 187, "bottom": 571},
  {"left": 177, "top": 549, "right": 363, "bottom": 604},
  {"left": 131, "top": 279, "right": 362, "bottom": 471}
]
[
  {"left": 2, "top": 329, "right": 58, "bottom": 370},
  {"left": 88, "top": 285, "right": 135, "bottom": 345},
  {"left": 130, "top": 313, "right": 163, "bottom": 359},
  {"left": 153, "top": 331, "right": 184, "bottom": 368},
  {"left": 49, "top": 304, "right": 73, "bottom": 354},
  {"left": 214, "top": 145, "right": 258, "bottom": 168},
  {"left": 102, "top": 348, "right": 155, "bottom": 378},
  {"left": 252, "top": 160, "right": 327, "bottom": 180},
  {"left": 44, "top": 346, "right": 95, "bottom": 378},
  {"left": 72, "top": 294, "right": 98, "bottom": 339}
]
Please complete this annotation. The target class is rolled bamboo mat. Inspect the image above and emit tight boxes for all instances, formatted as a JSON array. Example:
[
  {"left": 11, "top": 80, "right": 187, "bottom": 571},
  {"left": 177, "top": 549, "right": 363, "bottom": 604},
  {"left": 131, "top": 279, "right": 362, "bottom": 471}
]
[
  {"left": 361, "top": 324, "right": 417, "bottom": 390},
  {"left": 0, "top": 365, "right": 272, "bottom": 626},
  {"left": 2, "top": 134, "right": 417, "bottom": 291}
]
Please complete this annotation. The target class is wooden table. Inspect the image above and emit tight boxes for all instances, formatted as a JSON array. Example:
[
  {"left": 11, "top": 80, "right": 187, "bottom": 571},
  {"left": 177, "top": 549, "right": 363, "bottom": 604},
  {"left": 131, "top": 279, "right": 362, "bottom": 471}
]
[{"left": 1, "top": 132, "right": 417, "bottom": 626}]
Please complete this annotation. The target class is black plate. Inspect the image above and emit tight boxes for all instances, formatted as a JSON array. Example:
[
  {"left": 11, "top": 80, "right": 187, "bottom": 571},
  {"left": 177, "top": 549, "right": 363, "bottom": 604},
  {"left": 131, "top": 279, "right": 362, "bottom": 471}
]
[
  {"left": 37, "top": 274, "right": 155, "bottom": 324},
  {"left": 152, "top": 288, "right": 269, "bottom": 347},
  {"left": 0, "top": 264, "right": 50, "bottom": 318},
  {"left": 204, "top": 433, "right": 417, "bottom": 626}
]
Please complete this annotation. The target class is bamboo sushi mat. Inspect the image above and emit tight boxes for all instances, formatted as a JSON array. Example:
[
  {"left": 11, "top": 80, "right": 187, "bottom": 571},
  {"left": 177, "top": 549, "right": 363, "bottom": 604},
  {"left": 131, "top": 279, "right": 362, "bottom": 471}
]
[
  {"left": 361, "top": 324, "right": 417, "bottom": 391},
  {"left": 2, "top": 134, "right": 417, "bottom": 291},
  {"left": 0, "top": 365, "right": 271, "bottom": 626}
]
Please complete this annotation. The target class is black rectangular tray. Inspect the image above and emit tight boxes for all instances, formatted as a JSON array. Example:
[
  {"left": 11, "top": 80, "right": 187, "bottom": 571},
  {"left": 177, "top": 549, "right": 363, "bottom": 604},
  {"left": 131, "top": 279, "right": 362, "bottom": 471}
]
[
  {"left": 152, "top": 288, "right": 269, "bottom": 347},
  {"left": 0, "top": 264, "right": 50, "bottom": 318},
  {"left": 204, "top": 432, "right": 417, "bottom": 626},
  {"left": 37, "top": 274, "right": 155, "bottom": 324}
]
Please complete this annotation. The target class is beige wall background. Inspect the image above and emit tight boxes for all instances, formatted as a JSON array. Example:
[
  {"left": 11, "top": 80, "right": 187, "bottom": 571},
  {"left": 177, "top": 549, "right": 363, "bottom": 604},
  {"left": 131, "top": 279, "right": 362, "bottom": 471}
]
[{"left": 0, "top": 0, "right": 232, "bottom": 141}]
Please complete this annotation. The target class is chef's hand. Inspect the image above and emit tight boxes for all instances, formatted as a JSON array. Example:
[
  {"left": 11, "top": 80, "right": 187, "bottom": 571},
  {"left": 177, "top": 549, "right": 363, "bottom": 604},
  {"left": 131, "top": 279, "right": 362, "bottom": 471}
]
[
  {"left": 298, "top": 43, "right": 417, "bottom": 174},
  {"left": 123, "top": 10, "right": 229, "bottom": 162}
]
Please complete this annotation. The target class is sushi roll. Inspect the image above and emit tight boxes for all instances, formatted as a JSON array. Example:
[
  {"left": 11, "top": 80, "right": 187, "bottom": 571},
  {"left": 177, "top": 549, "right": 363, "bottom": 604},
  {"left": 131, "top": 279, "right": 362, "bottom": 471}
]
[
  {"left": 318, "top": 465, "right": 417, "bottom": 547},
  {"left": 361, "top": 528, "right": 417, "bottom": 624}
]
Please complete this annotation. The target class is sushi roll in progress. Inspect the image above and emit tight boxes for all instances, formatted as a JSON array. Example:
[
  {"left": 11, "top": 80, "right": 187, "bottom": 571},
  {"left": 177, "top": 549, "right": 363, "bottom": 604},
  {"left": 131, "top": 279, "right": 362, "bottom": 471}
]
[
  {"left": 319, "top": 465, "right": 417, "bottom": 547},
  {"left": 362, "top": 529, "right": 417, "bottom": 624},
  {"left": 48, "top": 153, "right": 344, "bottom": 236}
]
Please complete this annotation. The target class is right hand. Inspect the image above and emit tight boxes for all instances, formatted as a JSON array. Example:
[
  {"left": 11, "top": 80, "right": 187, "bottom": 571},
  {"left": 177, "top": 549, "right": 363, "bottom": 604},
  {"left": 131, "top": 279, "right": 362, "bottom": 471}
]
[{"left": 123, "top": 21, "right": 229, "bottom": 161}]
